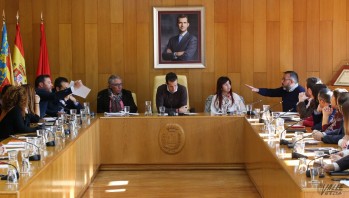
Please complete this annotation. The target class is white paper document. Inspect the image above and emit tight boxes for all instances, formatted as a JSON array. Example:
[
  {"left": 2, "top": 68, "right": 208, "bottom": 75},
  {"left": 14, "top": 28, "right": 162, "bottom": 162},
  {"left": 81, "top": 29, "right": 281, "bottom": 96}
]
[{"left": 70, "top": 81, "right": 91, "bottom": 98}]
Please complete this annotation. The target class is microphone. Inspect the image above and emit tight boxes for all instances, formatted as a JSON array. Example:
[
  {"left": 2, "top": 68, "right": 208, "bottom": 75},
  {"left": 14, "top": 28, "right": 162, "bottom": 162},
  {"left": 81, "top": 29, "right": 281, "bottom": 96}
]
[
  {"left": 305, "top": 150, "right": 340, "bottom": 177},
  {"left": 288, "top": 134, "right": 312, "bottom": 149},
  {"left": 270, "top": 108, "right": 294, "bottom": 123},
  {"left": 0, "top": 161, "right": 20, "bottom": 181},
  {"left": 10, "top": 135, "right": 41, "bottom": 161},
  {"left": 261, "top": 101, "right": 283, "bottom": 113},
  {"left": 279, "top": 119, "right": 304, "bottom": 145},
  {"left": 248, "top": 99, "right": 263, "bottom": 105}
]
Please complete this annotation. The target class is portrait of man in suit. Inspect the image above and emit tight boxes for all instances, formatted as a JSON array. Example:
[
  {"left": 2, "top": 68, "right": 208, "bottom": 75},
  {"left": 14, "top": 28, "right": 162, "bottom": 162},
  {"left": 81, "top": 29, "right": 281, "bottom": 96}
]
[
  {"left": 154, "top": 7, "right": 205, "bottom": 68},
  {"left": 161, "top": 14, "right": 198, "bottom": 61}
]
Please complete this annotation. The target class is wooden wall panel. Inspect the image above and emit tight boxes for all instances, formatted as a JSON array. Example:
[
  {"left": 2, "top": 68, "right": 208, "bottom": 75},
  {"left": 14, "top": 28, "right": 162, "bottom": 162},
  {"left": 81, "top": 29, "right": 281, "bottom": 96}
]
[
  {"left": 59, "top": 0, "right": 72, "bottom": 24},
  {"left": 214, "top": 0, "right": 227, "bottom": 23},
  {"left": 240, "top": 22, "right": 254, "bottom": 104},
  {"left": 254, "top": 0, "right": 266, "bottom": 72},
  {"left": 110, "top": 0, "right": 123, "bottom": 23},
  {"left": 306, "top": 0, "right": 320, "bottom": 72},
  {"left": 214, "top": 23, "right": 227, "bottom": 78},
  {"left": 97, "top": 0, "right": 111, "bottom": 74},
  {"left": 320, "top": 0, "right": 333, "bottom": 21},
  {"left": 280, "top": 0, "right": 293, "bottom": 71},
  {"left": 267, "top": 0, "right": 280, "bottom": 21},
  {"left": 2, "top": 0, "right": 349, "bottom": 112},
  {"left": 85, "top": 24, "right": 98, "bottom": 110},
  {"left": 202, "top": 0, "right": 214, "bottom": 72},
  {"left": 333, "top": 0, "right": 347, "bottom": 71},
  {"left": 293, "top": 0, "right": 306, "bottom": 21},
  {"left": 227, "top": 0, "right": 241, "bottom": 73},
  {"left": 319, "top": 21, "right": 333, "bottom": 84},
  {"left": 46, "top": 0, "right": 59, "bottom": 76},
  {"left": 72, "top": 0, "right": 85, "bottom": 75},
  {"left": 293, "top": 22, "right": 307, "bottom": 85},
  {"left": 58, "top": 24, "right": 72, "bottom": 79}
]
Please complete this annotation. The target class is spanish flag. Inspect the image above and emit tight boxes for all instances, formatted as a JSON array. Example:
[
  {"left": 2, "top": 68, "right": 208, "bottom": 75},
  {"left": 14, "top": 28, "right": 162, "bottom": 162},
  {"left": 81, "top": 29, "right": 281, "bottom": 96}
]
[
  {"left": 0, "top": 21, "right": 13, "bottom": 92},
  {"left": 12, "top": 21, "right": 27, "bottom": 85},
  {"left": 36, "top": 20, "right": 51, "bottom": 77}
]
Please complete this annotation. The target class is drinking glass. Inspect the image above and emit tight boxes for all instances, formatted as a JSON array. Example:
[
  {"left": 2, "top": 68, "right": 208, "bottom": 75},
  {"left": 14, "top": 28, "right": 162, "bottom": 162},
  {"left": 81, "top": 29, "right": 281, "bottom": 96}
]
[
  {"left": 124, "top": 106, "right": 130, "bottom": 116},
  {"left": 246, "top": 104, "right": 252, "bottom": 116},
  {"left": 159, "top": 106, "right": 166, "bottom": 116},
  {"left": 83, "top": 102, "right": 90, "bottom": 115},
  {"left": 314, "top": 151, "right": 324, "bottom": 168},
  {"left": 295, "top": 132, "right": 304, "bottom": 142},
  {"left": 297, "top": 157, "right": 307, "bottom": 174},
  {"left": 294, "top": 142, "right": 305, "bottom": 154},
  {"left": 254, "top": 108, "right": 261, "bottom": 119},
  {"left": 309, "top": 167, "right": 319, "bottom": 183},
  {"left": 6, "top": 168, "right": 18, "bottom": 184},
  {"left": 21, "top": 149, "right": 31, "bottom": 173},
  {"left": 145, "top": 101, "right": 152, "bottom": 116}
]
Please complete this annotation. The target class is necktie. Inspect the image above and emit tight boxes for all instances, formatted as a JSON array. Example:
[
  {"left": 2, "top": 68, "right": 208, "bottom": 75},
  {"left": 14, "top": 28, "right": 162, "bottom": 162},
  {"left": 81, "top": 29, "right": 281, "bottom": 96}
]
[{"left": 178, "top": 35, "right": 183, "bottom": 43}]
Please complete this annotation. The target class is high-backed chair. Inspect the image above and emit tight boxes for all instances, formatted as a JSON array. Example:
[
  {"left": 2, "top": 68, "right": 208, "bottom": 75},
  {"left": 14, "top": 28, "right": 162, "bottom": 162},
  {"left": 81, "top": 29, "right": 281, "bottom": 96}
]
[
  {"left": 204, "top": 95, "right": 214, "bottom": 113},
  {"left": 152, "top": 75, "right": 189, "bottom": 113},
  {"left": 131, "top": 92, "right": 137, "bottom": 107}
]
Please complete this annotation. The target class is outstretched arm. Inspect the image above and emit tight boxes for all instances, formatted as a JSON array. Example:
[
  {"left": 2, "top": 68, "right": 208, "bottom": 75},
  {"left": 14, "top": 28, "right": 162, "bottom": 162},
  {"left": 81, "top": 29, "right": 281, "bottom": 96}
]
[{"left": 245, "top": 84, "right": 259, "bottom": 92}]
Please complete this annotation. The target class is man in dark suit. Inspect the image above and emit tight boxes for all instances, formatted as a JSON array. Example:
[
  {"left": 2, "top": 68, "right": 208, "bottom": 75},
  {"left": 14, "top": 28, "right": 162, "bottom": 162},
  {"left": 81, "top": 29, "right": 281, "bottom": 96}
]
[
  {"left": 162, "top": 14, "right": 198, "bottom": 61},
  {"left": 97, "top": 75, "right": 137, "bottom": 113},
  {"left": 46, "top": 77, "right": 84, "bottom": 116},
  {"left": 35, "top": 75, "right": 82, "bottom": 117}
]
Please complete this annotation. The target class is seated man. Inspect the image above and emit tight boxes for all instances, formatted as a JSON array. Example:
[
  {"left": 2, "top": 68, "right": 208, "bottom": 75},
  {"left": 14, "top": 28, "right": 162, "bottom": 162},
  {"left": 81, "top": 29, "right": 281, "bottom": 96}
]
[
  {"left": 35, "top": 75, "right": 82, "bottom": 117},
  {"left": 297, "top": 77, "right": 322, "bottom": 119},
  {"left": 156, "top": 72, "right": 187, "bottom": 114},
  {"left": 245, "top": 71, "right": 305, "bottom": 112},
  {"left": 312, "top": 87, "right": 334, "bottom": 130},
  {"left": 47, "top": 77, "right": 83, "bottom": 115},
  {"left": 97, "top": 75, "right": 137, "bottom": 113}
]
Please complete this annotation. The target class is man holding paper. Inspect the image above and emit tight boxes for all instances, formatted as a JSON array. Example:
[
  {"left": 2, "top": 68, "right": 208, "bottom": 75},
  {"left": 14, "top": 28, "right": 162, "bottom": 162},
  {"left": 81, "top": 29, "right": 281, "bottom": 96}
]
[{"left": 35, "top": 75, "right": 83, "bottom": 117}]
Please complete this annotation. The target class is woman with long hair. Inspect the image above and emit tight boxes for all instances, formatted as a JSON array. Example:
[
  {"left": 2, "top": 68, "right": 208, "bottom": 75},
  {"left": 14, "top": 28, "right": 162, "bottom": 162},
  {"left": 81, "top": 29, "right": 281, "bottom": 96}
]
[
  {"left": 210, "top": 76, "right": 246, "bottom": 114},
  {"left": 0, "top": 86, "right": 36, "bottom": 140},
  {"left": 22, "top": 84, "right": 40, "bottom": 125}
]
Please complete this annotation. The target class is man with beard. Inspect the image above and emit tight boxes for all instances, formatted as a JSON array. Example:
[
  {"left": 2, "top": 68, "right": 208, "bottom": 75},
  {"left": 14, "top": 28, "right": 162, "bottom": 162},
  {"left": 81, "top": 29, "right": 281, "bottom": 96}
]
[{"left": 245, "top": 71, "right": 305, "bottom": 112}]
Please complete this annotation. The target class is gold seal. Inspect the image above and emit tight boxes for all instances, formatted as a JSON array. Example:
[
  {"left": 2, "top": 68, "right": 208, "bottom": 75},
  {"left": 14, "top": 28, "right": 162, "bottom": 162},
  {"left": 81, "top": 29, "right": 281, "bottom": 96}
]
[{"left": 158, "top": 123, "right": 185, "bottom": 154}]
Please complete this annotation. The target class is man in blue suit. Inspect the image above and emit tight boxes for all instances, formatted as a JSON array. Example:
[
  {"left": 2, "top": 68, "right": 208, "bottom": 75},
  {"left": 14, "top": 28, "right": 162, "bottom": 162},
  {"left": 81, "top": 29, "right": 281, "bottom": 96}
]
[{"left": 162, "top": 14, "right": 198, "bottom": 61}]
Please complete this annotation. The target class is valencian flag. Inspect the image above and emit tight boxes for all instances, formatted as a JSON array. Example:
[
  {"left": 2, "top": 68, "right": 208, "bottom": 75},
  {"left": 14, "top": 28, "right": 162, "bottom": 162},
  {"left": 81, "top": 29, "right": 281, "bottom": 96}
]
[
  {"left": 36, "top": 15, "right": 51, "bottom": 77},
  {"left": 12, "top": 14, "right": 27, "bottom": 85},
  {"left": 0, "top": 18, "right": 13, "bottom": 92}
]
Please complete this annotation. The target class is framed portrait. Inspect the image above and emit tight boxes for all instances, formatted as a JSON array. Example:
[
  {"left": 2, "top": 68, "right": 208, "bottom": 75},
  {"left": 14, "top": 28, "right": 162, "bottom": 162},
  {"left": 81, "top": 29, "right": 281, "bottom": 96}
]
[
  {"left": 332, "top": 65, "right": 349, "bottom": 86},
  {"left": 153, "top": 7, "right": 205, "bottom": 69}
]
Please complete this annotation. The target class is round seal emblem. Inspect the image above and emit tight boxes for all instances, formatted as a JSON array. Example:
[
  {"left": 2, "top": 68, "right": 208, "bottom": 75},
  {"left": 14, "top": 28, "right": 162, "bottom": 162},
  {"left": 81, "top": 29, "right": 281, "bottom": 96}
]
[{"left": 158, "top": 123, "right": 185, "bottom": 154}]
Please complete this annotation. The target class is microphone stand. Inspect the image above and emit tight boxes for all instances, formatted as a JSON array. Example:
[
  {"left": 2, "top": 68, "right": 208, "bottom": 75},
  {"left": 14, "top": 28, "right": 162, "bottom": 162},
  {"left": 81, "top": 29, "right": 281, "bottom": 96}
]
[
  {"left": 10, "top": 135, "right": 41, "bottom": 161},
  {"left": 305, "top": 150, "right": 339, "bottom": 177},
  {"left": 0, "top": 161, "right": 20, "bottom": 181},
  {"left": 279, "top": 119, "right": 304, "bottom": 145}
]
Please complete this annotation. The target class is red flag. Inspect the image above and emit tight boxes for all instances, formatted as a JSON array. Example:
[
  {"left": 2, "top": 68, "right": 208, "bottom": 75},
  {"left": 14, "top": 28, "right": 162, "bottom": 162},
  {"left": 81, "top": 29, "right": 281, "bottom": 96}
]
[{"left": 36, "top": 21, "right": 51, "bottom": 77}]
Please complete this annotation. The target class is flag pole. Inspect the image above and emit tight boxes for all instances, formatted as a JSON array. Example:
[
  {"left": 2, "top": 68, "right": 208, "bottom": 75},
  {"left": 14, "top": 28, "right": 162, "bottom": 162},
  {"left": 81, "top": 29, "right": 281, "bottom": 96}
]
[{"left": 16, "top": 10, "right": 19, "bottom": 25}]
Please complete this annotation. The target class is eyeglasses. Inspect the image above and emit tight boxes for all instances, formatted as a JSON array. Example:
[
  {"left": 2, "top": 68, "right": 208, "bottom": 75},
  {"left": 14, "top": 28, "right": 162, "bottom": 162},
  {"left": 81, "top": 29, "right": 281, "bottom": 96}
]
[
  {"left": 282, "top": 78, "right": 291, "bottom": 81},
  {"left": 110, "top": 83, "right": 123, "bottom": 87}
]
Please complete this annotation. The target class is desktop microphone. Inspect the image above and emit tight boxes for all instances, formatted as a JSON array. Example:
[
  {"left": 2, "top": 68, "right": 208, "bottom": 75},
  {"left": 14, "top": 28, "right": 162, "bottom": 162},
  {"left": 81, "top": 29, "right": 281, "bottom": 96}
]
[
  {"left": 305, "top": 150, "right": 340, "bottom": 177},
  {"left": 288, "top": 134, "right": 312, "bottom": 149},
  {"left": 269, "top": 108, "right": 294, "bottom": 123},
  {"left": 261, "top": 101, "right": 283, "bottom": 114},
  {"left": 0, "top": 161, "right": 20, "bottom": 180},
  {"left": 249, "top": 99, "right": 263, "bottom": 105},
  {"left": 279, "top": 119, "right": 304, "bottom": 145},
  {"left": 10, "top": 135, "right": 41, "bottom": 161}
]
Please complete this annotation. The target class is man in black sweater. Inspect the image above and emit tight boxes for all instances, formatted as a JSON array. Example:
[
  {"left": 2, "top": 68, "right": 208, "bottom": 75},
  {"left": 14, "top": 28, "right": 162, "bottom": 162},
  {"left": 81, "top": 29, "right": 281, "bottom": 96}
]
[{"left": 245, "top": 71, "right": 305, "bottom": 112}]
